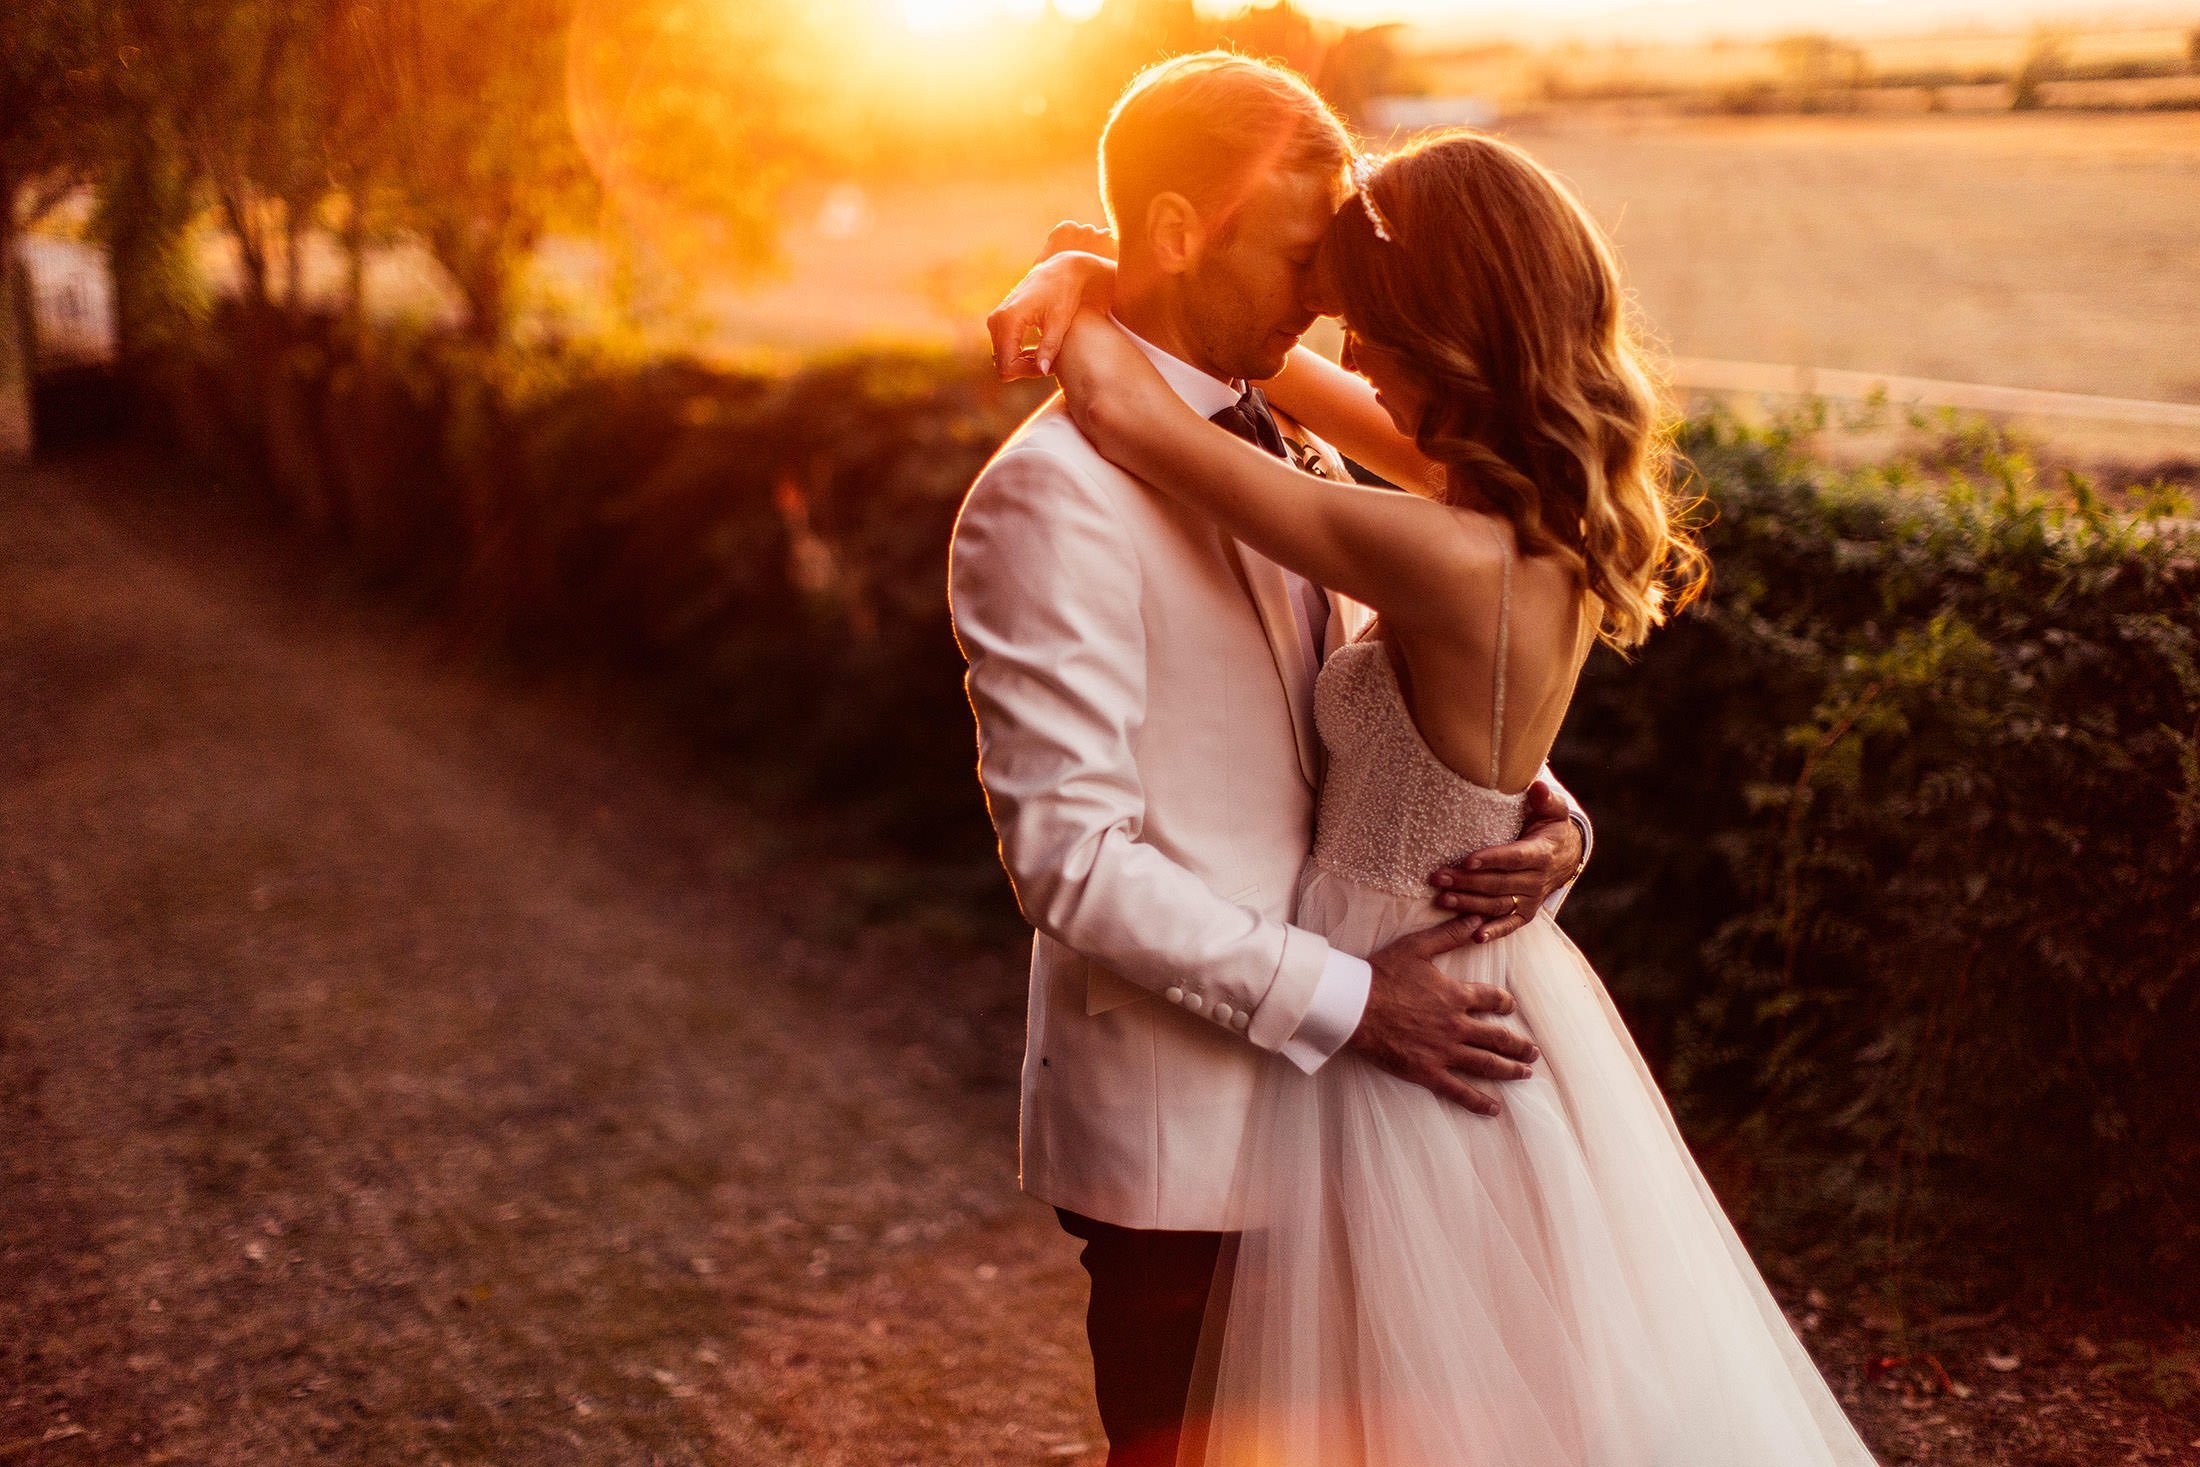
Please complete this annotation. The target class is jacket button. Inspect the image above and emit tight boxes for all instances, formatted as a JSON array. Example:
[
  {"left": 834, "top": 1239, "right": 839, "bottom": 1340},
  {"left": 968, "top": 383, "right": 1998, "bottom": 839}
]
[
  {"left": 1164, "top": 986, "right": 1185, "bottom": 1004},
  {"left": 1185, "top": 993, "right": 1205, "bottom": 1014},
  {"left": 1212, "top": 1003, "right": 1233, "bottom": 1024}
]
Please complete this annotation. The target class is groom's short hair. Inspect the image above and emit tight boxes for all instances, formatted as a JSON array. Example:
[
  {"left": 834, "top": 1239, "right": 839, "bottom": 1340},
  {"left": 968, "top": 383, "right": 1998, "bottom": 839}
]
[{"left": 1100, "top": 52, "right": 1353, "bottom": 246}]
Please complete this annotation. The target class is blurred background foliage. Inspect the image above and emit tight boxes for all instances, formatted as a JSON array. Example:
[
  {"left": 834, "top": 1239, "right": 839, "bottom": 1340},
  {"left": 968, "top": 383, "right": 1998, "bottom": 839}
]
[{"left": 5, "top": 0, "right": 2197, "bottom": 1308}]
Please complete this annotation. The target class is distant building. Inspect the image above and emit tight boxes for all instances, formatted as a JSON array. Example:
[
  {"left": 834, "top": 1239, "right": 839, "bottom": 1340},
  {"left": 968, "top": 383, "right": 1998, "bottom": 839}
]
[
  {"left": 1364, "top": 94, "right": 1500, "bottom": 138},
  {"left": 16, "top": 236, "right": 115, "bottom": 365}
]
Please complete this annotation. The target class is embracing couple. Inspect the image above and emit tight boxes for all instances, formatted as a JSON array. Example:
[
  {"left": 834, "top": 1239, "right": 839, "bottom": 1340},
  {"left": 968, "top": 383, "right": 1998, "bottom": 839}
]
[{"left": 949, "top": 52, "right": 1879, "bottom": 1467}]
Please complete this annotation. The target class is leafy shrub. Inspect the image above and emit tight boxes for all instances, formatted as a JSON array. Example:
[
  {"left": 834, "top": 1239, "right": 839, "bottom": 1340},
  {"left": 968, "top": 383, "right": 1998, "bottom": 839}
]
[
  {"left": 139, "top": 322, "right": 2200, "bottom": 1298},
  {"left": 145, "top": 311, "right": 1047, "bottom": 857},
  {"left": 1560, "top": 415, "right": 2199, "bottom": 1296}
]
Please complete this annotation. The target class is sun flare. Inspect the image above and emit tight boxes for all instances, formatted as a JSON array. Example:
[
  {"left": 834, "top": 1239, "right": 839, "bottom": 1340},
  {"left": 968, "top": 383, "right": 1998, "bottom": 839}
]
[
  {"left": 897, "top": 0, "right": 1097, "bottom": 31},
  {"left": 898, "top": 0, "right": 978, "bottom": 30}
]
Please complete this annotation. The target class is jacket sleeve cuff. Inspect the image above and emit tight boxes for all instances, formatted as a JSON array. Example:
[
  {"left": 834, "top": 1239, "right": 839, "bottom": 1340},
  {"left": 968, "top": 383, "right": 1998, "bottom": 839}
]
[
  {"left": 1538, "top": 809, "right": 1589, "bottom": 918},
  {"left": 1277, "top": 949, "right": 1372, "bottom": 1074},
  {"left": 1539, "top": 771, "right": 1592, "bottom": 918}
]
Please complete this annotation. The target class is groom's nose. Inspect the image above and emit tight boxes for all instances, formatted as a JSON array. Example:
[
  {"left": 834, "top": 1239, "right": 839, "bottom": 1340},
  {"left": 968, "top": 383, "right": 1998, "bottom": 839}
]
[{"left": 1299, "top": 269, "right": 1343, "bottom": 322}]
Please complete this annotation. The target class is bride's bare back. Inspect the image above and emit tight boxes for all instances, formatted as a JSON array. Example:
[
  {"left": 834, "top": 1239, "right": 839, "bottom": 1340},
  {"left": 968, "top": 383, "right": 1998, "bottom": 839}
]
[{"left": 1375, "top": 511, "right": 1594, "bottom": 798}]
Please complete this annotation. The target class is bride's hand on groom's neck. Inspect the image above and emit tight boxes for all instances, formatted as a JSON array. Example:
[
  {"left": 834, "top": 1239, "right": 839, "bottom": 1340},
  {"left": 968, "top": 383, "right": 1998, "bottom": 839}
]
[
  {"left": 1041, "top": 221, "right": 1117, "bottom": 263},
  {"left": 989, "top": 242, "right": 1118, "bottom": 382}
]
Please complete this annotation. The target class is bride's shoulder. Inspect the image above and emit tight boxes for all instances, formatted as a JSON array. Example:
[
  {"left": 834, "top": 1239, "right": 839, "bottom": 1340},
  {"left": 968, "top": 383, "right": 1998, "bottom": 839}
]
[
  {"left": 1425, "top": 504, "right": 1514, "bottom": 572},
  {"left": 1402, "top": 506, "right": 1585, "bottom": 623},
  {"left": 1432, "top": 506, "right": 1578, "bottom": 577}
]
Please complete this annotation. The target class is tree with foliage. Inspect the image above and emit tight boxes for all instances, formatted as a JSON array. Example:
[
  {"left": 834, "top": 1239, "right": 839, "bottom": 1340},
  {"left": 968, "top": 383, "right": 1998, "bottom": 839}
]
[
  {"left": 2011, "top": 31, "right": 2069, "bottom": 111},
  {"left": 316, "top": 2, "right": 409, "bottom": 334},
  {"left": 565, "top": 0, "right": 818, "bottom": 327},
  {"left": 188, "top": 2, "right": 333, "bottom": 322},
  {"left": 350, "top": 0, "right": 595, "bottom": 345},
  {"left": 80, "top": 1, "right": 225, "bottom": 367}
]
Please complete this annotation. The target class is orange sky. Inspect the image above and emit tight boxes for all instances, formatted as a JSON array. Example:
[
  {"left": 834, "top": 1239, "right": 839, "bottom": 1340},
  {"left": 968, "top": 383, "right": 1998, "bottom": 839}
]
[
  {"left": 898, "top": 1, "right": 2179, "bottom": 44},
  {"left": 1291, "top": 1, "right": 2167, "bottom": 41}
]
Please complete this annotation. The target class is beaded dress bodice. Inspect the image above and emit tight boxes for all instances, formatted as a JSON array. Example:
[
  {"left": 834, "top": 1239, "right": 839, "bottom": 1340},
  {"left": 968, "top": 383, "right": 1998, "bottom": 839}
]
[{"left": 1308, "top": 551, "right": 1528, "bottom": 899}]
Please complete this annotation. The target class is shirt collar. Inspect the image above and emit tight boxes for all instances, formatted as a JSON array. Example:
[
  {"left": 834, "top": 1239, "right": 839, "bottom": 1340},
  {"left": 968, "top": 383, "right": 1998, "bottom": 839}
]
[{"left": 1109, "top": 314, "right": 1246, "bottom": 420}]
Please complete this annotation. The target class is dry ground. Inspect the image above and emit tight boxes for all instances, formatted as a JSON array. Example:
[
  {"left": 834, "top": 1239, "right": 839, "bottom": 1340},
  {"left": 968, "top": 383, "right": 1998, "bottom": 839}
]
[
  {"left": 0, "top": 453, "right": 1095, "bottom": 1465},
  {"left": 3, "top": 452, "right": 2196, "bottom": 1465}
]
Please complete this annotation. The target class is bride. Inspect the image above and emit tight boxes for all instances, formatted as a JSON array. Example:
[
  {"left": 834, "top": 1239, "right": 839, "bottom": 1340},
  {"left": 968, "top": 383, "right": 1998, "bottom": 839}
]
[{"left": 995, "top": 130, "right": 1881, "bottom": 1467}]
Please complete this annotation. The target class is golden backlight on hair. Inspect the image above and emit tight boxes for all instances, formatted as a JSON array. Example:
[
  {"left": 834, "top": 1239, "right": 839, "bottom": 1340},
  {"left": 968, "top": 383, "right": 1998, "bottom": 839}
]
[
  {"left": 1099, "top": 53, "right": 1352, "bottom": 245},
  {"left": 1326, "top": 131, "right": 1707, "bottom": 650}
]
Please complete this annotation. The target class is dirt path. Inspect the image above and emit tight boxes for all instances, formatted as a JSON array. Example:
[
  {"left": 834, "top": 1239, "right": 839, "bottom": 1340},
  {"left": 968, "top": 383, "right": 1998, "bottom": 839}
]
[
  {"left": 2, "top": 453, "right": 2192, "bottom": 1466},
  {"left": 0, "top": 454, "right": 1096, "bottom": 1465}
]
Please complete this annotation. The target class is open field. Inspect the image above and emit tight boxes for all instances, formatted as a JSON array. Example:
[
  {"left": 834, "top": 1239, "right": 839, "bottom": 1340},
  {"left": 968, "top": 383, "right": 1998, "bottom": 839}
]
[
  {"left": 695, "top": 110, "right": 2200, "bottom": 461},
  {"left": 1519, "top": 110, "right": 2200, "bottom": 454}
]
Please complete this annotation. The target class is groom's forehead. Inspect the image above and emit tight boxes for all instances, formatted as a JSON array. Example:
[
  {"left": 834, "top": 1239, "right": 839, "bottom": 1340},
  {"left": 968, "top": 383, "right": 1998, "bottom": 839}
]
[{"left": 1243, "top": 164, "right": 1348, "bottom": 242}]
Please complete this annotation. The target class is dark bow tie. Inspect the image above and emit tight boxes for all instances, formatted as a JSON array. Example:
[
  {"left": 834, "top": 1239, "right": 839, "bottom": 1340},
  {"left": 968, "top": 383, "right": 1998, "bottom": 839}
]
[
  {"left": 1210, "top": 387, "right": 1335, "bottom": 478},
  {"left": 1209, "top": 387, "right": 1290, "bottom": 461}
]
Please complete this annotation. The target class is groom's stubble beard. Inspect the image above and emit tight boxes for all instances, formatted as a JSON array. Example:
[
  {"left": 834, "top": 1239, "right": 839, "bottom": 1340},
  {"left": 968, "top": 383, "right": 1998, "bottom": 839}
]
[
  {"left": 1178, "top": 249, "right": 1309, "bottom": 384},
  {"left": 1170, "top": 169, "right": 1339, "bottom": 383},
  {"left": 1113, "top": 165, "right": 1337, "bottom": 384}
]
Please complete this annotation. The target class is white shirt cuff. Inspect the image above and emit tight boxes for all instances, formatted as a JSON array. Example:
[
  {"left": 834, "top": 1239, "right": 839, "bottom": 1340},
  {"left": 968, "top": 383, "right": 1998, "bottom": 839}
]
[{"left": 1277, "top": 949, "right": 1372, "bottom": 1074}]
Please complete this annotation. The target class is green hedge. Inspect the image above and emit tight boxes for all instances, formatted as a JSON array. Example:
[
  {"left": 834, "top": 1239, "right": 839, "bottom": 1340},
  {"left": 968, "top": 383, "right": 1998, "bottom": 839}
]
[
  {"left": 137, "top": 315, "right": 2199, "bottom": 1298},
  {"left": 142, "top": 310, "right": 1042, "bottom": 858},
  {"left": 1559, "top": 417, "right": 2199, "bottom": 1296}
]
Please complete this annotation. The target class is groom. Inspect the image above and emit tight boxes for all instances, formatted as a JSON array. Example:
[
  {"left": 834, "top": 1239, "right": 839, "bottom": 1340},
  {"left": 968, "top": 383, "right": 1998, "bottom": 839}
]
[{"left": 949, "top": 53, "right": 1591, "bottom": 1467}]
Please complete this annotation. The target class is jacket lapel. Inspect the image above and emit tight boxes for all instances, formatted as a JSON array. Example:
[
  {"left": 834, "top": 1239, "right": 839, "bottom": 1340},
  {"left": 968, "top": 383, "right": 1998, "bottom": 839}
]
[{"left": 1225, "top": 536, "right": 1322, "bottom": 792}]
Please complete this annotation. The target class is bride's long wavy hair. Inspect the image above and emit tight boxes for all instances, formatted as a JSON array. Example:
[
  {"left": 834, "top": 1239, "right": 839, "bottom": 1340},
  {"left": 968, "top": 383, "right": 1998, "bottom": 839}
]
[{"left": 1325, "top": 130, "right": 1706, "bottom": 649}]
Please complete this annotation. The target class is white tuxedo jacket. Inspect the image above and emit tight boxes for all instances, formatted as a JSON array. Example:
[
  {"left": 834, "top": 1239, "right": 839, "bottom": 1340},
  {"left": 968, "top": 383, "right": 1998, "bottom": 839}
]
[{"left": 949, "top": 389, "right": 1586, "bottom": 1231}]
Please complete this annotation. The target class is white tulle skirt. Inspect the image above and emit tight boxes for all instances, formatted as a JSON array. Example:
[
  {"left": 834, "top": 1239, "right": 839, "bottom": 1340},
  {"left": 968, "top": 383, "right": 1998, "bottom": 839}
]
[{"left": 1180, "top": 867, "right": 1882, "bottom": 1467}]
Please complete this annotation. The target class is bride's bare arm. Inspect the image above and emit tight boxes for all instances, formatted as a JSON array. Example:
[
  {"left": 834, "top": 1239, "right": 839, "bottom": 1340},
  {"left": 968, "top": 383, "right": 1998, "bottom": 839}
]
[
  {"left": 985, "top": 229, "right": 1444, "bottom": 494},
  {"left": 1055, "top": 311, "right": 1474, "bottom": 629},
  {"left": 1260, "top": 347, "right": 1445, "bottom": 495}
]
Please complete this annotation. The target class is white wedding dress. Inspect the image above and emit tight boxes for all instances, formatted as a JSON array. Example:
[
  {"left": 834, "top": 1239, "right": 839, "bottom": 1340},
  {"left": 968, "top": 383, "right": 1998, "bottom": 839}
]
[{"left": 1181, "top": 562, "right": 1881, "bottom": 1467}]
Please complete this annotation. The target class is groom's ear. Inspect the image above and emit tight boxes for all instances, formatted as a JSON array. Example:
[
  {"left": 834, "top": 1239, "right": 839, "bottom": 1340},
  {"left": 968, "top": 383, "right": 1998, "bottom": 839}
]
[{"left": 1143, "top": 191, "right": 1205, "bottom": 276}]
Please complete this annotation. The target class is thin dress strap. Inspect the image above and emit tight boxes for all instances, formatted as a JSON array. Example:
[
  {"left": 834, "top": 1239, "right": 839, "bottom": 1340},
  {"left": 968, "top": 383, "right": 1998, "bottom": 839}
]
[{"left": 1490, "top": 524, "right": 1511, "bottom": 790}]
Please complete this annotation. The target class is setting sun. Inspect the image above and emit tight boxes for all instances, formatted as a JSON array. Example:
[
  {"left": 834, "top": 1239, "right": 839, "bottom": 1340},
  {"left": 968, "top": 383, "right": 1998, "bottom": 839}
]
[
  {"left": 898, "top": 0, "right": 984, "bottom": 30},
  {"left": 898, "top": 0, "right": 1102, "bottom": 31}
]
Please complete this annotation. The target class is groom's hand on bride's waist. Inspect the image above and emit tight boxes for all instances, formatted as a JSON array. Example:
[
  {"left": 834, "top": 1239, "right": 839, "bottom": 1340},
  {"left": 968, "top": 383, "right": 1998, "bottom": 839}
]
[
  {"left": 1348, "top": 920, "right": 1540, "bottom": 1118},
  {"left": 1426, "top": 781, "right": 1585, "bottom": 944}
]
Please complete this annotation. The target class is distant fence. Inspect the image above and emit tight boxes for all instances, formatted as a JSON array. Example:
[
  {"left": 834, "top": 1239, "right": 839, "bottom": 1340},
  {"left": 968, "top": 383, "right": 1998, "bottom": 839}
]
[{"left": 1670, "top": 355, "right": 2200, "bottom": 433}]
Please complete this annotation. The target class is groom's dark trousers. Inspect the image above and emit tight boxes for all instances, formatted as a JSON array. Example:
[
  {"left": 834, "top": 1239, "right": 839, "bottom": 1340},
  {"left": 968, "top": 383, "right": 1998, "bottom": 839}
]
[{"left": 1056, "top": 1207, "right": 1237, "bottom": 1467}]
